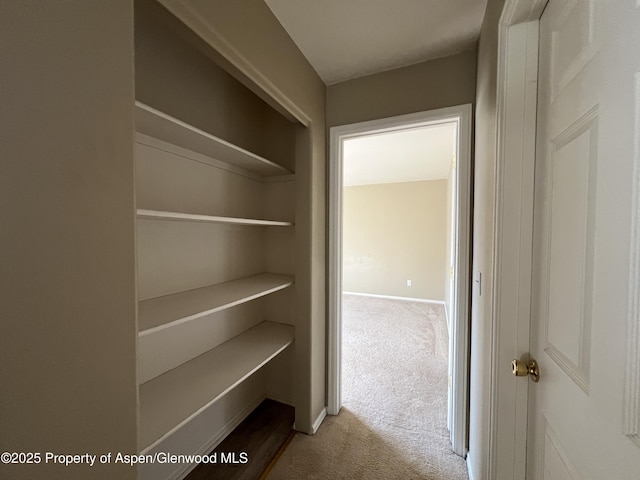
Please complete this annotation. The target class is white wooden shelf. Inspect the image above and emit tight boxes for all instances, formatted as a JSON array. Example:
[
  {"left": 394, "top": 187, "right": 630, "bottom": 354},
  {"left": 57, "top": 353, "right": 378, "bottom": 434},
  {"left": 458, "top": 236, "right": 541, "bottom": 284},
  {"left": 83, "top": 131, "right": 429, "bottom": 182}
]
[
  {"left": 135, "top": 102, "right": 292, "bottom": 177},
  {"left": 138, "top": 321, "right": 294, "bottom": 453},
  {"left": 136, "top": 208, "right": 293, "bottom": 227},
  {"left": 138, "top": 273, "right": 294, "bottom": 336}
]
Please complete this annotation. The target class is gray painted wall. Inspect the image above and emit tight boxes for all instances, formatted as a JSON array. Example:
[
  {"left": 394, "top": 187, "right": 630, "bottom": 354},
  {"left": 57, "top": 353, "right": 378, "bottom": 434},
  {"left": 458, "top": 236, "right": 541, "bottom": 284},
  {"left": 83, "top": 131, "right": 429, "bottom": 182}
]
[
  {"left": 1, "top": 2, "right": 138, "bottom": 479},
  {"left": 327, "top": 50, "right": 476, "bottom": 127}
]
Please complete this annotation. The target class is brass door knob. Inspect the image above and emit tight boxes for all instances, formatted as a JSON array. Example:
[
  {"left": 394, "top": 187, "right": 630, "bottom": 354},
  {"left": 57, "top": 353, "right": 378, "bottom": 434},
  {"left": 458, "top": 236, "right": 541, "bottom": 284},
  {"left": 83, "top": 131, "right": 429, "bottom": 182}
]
[{"left": 511, "top": 358, "right": 540, "bottom": 382}]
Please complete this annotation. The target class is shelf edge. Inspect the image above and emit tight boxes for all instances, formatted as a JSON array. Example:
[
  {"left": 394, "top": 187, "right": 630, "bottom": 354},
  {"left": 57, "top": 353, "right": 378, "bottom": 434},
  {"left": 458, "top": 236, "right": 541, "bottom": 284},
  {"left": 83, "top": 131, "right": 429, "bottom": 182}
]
[
  {"left": 136, "top": 209, "right": 293, "bottom": 227},
  {"left": 138, "top": 279, "right": 294, "bottom": 337},
  {"left": 135, "top": 102, "right": 293, "bottom": 177},
  {"left": 139, "top": 325, "right": 294, "bottom": 454}
]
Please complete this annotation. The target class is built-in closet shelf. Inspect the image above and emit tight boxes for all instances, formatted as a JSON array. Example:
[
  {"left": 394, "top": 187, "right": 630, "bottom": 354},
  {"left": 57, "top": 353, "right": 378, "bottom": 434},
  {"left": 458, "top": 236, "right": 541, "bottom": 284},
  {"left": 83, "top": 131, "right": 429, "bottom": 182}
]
[
  {"left": 135, "top": 102, "right": 292, "bottom": 177},
  {"left": 138, "top": 273, "right": 294, "bottom": 336},
  {"left": 138, "top": 321, "right": 294, "bottom": 453},
  {"left": 136, "top": 209, "right": 293, "bottom": 227}
]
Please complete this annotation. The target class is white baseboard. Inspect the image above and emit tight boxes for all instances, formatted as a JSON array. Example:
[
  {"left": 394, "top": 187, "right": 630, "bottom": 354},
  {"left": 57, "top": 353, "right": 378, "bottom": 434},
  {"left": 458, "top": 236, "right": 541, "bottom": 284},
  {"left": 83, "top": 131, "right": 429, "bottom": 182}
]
[
  {"left": 466, "top": 452, "right": 475, "bottom": 480},
  {"left": 295, "top": 407, "right": 327, "bottom": 434},
  {"left": 343, "top": 291, "right": 445, "bottom": 305},
  {"left": 444, "top": 302, "right": 450, "bottom": 331},
  {"left": 311, "top": 407, "right": 327, "bottom": 434},
  {"left": 169, "top": 394, "right": 266, "bottom": 480}
]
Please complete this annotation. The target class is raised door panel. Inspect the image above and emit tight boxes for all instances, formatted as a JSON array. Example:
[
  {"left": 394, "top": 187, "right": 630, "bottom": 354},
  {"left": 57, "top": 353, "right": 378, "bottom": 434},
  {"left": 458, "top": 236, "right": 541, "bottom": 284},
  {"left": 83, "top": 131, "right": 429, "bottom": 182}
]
[
  {"left": 544, "top": 109, "right": 597, "bottom": 392},
  {"left": 529, "top": 1, "right": 640, "bottom": 479}
]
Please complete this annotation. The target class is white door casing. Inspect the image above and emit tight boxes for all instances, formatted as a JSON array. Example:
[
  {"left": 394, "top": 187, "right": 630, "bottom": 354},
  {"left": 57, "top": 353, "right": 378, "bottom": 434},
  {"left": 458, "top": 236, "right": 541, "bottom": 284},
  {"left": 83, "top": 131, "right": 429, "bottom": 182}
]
[
  {"left": 489, "top": 2, "right": 547, "bottom": 478},
  {"left": 527, "top": 1, "right": 640, "bottom": 478},
  {"left": 328, "top": 104, "right": 472, "bottom": 457},
  {"left": 492, "top": 1, "right": 640, "bottom": 479}
]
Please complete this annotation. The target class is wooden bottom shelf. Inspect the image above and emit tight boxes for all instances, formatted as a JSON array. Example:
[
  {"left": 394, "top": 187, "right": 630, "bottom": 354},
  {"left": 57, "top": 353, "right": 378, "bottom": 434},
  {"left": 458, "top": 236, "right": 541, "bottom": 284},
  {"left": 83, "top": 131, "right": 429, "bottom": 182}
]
[
  {"left": 185, "top": 399, "right": 294, "bottom": 480},
  {"left": 139, "top": 321, "right": 294, "bottom": 453}
]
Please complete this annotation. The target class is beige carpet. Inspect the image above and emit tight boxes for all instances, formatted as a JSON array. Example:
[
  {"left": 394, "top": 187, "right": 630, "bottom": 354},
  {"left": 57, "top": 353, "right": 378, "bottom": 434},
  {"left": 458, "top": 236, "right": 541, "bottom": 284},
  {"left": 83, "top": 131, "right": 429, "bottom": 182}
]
[{"left": 267, "top": 294, "right": 468, "bottom": 480}]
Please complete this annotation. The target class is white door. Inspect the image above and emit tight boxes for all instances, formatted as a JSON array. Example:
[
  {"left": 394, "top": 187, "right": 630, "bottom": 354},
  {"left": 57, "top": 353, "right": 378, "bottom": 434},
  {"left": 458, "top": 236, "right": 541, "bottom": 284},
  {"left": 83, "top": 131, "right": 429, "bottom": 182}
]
[{"left": 527, "top": 0, "right": 640, "bottom": 478}]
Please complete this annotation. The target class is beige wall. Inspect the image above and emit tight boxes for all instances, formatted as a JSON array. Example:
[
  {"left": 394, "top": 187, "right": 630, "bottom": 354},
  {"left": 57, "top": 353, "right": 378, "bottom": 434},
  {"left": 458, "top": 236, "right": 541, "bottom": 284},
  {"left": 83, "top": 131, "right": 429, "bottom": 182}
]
[
  {"left": 1, "top": 2, "right": 137, "bottom": 479},
  {"left": 343, "top": 181, "right": 447, "bottom": 301},
  {"left": 468, "top": 0, "right": 506, "bottom": 478},
  {"left": 327, "top": 49, "right": 476, "bottom": 127}
]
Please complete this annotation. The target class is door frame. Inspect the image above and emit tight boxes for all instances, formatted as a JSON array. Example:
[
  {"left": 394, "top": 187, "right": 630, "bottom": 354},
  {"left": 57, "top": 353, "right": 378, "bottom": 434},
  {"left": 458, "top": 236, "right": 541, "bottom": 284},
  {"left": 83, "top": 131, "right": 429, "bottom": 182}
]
[
  {"left": 327, "top": 104, "right": 472, "bottom": 456},
  {"left": 486, "top": 1, "right": 547, "bottom": 479}
]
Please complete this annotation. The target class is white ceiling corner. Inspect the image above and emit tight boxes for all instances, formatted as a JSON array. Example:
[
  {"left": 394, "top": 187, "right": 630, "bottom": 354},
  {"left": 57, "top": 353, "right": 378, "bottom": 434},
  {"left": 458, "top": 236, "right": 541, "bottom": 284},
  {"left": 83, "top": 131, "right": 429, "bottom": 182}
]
[
  {"left": 264, "top": 0, "right": 487, "bottom": 85},
  {"left": 343, "top": 122, "right": 457, "bottom": 187}
]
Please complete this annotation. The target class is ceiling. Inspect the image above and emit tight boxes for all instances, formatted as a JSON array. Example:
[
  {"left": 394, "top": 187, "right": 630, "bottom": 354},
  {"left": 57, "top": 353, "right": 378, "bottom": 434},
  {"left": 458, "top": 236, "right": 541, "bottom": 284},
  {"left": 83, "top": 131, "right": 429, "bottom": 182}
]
[
  {"left": 264, "top": 0, "right": 487, "bottom": 85},
  {"left": 343, "top": 122, "right": 457, "bottom": 187}
]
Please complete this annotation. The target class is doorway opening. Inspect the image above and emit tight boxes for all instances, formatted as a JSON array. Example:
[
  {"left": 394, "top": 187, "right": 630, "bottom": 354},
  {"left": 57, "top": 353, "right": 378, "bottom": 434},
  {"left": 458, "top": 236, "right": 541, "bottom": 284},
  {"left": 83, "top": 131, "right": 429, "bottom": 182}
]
[{"left": 328, "top": 105, "right": 472, "bottom": 456}]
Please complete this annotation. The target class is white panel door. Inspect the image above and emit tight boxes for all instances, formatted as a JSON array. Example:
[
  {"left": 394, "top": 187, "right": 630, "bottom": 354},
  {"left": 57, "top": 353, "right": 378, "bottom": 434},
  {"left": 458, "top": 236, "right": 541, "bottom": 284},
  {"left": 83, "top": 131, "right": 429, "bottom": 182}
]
[{"left": 528, "top": 0, "right": 640, "bottom": 478}]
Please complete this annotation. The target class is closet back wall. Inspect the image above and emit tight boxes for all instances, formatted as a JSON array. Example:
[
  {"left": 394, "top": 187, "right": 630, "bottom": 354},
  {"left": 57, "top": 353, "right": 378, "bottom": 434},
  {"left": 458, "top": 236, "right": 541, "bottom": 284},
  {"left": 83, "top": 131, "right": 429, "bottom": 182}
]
[
  {"left": 135, "top": 0, "right": 296, "bottom": 172},
  {"left": 134, "top": 2, "right": 299, "bottom": 478},
  {"left": 155, "top": 0, "right": 329, "bottom": 434}
]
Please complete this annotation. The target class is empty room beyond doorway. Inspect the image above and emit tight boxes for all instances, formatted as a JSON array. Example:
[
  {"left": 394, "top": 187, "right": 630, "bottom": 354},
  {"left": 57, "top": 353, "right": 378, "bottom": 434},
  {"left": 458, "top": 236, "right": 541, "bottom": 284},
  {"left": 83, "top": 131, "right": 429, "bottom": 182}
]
[
  {"left": 328, "top": 105, "right": 472, "bottom": 458},
  {"left": 342, "top": 122, "right": 462, "bottom": 473}
]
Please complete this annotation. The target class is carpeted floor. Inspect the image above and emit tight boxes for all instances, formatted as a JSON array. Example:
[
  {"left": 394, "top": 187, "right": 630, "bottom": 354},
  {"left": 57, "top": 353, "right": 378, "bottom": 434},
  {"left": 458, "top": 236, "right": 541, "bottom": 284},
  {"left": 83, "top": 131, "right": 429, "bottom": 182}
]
[{"left": 267, "top": 294, "right": 468, "bottom": 480}]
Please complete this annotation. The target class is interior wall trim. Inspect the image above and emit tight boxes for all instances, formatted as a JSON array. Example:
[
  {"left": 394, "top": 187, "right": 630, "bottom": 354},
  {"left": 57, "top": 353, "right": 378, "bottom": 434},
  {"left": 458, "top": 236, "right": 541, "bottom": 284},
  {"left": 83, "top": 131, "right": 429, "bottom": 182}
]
[
  {"left": 466, "top": 452, "right": 476, "bottom": 480},
  {"left": 311, "top": 408, "right": 327, "bottom": 435},
  {"left": 489, "top": 1, "right": 547, "bottom": 478},
  {"left": 342, "top": 291, "right": 446, "bottom": 305},
  {"left": 328, "top": 104, "right": 473, "bottom": 457},
  {"left": 623, "top": 71, "right": 640, "bottom": 448},
  {"left": 158, "top": 0, "right": 311, "bottom": 127}
]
